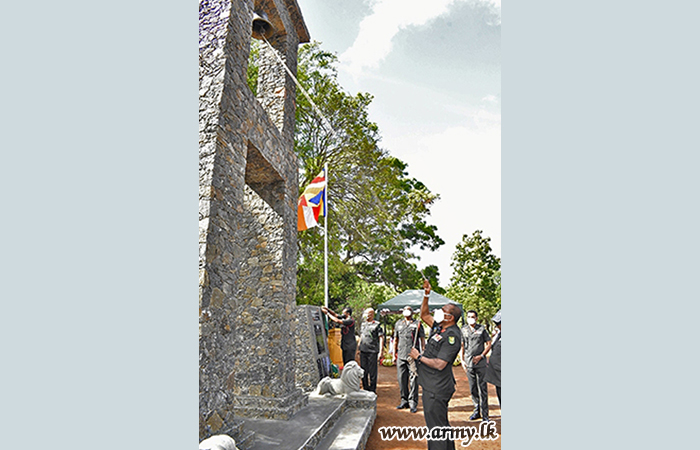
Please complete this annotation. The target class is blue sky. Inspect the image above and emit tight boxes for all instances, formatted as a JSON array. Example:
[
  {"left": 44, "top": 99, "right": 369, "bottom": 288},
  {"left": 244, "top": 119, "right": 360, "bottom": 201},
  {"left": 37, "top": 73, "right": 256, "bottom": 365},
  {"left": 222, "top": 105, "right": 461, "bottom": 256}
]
[{"left": 296, "top": 0, "right": 501, "bottom": 284}]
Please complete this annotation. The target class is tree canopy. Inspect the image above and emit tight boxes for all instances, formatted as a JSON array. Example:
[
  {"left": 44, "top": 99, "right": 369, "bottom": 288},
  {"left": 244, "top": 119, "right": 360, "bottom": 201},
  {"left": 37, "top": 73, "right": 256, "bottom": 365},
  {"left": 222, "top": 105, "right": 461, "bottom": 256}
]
[
  {"left": 248, "top": 42, "right": 501, "bottom": 326},
  {"left": 286, "top": 42, "right": 445, "bottom": 309},
  {"left": 446, "top": 230, "right": 501, "bottom": 330}
]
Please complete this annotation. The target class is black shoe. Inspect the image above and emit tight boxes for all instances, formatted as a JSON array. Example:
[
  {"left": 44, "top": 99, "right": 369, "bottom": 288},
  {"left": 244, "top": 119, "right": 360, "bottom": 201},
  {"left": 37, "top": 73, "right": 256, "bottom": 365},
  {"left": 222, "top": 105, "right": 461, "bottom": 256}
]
[
  {"left": 410, "top": 406, "right": 417, "bottom": 413},
  {"left": 396, "top": 403, "right": 409, "bottom": 409},
  {"left": 469, "top": 412, "right": 481, "bottom": 420},
  {"left": 482, "top": 417, "right": 490, "bottom": 422}
]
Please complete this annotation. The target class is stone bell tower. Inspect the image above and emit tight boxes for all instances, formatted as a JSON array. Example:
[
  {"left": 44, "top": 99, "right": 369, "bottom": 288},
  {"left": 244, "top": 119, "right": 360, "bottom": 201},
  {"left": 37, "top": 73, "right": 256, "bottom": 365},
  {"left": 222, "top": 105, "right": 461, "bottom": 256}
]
[{"left": 198, "top": 0, "right": 310, "bottom": 442}]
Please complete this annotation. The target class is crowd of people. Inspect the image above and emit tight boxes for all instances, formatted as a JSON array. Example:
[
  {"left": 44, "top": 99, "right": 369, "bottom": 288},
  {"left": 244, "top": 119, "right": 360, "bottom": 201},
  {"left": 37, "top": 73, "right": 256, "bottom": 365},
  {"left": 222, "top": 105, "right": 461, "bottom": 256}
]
[{"left": 323, "top": 280, "right": 501, "bottom": 450}]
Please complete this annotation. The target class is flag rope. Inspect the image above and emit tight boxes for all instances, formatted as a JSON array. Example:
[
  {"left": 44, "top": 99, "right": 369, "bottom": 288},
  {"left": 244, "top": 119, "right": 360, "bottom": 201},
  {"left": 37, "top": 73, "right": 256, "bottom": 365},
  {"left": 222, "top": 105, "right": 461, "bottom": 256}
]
[
  {"left": 261, "top": 36, "right": 338, "bottom": 139},
  {"left": 260, "top": 37, "right": 332, "bottom": 308}
]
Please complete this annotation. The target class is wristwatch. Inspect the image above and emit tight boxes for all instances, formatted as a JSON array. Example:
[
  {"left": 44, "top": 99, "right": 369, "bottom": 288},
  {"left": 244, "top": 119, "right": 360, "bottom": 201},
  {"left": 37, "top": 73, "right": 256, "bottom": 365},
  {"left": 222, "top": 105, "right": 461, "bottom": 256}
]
[{"left": 417, "top": 354, "right": 423, "bottom": 362}]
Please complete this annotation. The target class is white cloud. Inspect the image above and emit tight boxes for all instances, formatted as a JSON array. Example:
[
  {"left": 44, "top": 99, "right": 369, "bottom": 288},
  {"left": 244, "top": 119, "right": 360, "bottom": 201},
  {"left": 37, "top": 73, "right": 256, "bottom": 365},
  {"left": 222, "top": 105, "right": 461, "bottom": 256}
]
[
  {"left": 416, "top": 125, "right": 500, "bottom": 283},
  {"left": 384, "top": 119, "right": 501, "bottom": 283},
  {"left": 340, "top": 0, "right": 456, "bottom": 76},
  {"left": 340, "top": 0, "right": 501, "bottom": 76},
  {"left": 474, "top": 108, "right": 501, "bottom": 128}
]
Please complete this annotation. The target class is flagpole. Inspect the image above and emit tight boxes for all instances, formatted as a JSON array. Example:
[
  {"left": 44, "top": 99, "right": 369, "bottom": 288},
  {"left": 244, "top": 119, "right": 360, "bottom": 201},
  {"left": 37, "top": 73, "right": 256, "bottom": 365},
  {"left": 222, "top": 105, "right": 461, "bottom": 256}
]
[
  {"left": 324, "top": 163, "right": 329, "bottom": 309},
  {"left": 261, "top": 36, "right": 335, "bottom": 310}
]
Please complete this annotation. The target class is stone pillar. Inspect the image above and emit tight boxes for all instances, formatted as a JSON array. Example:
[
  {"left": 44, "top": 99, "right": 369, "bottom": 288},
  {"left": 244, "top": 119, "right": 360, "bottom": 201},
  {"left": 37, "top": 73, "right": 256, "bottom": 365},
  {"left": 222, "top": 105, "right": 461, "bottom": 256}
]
[
  {"left": 293, "top": 305, "right": 332, "bottom": 392},
  {"left": 256, "top": 33, "right": 296, "bottom": 143},
  {"left": 199, "top": 0, "right": 311, "bottom": 440}
]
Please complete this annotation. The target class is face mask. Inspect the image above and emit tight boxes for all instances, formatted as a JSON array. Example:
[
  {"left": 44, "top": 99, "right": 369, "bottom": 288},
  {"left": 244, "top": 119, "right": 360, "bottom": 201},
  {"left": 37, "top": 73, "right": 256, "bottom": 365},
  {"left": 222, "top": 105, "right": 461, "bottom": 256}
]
[
  {"left": 433, "top": 309, "right": 445, "bottom": 324},
  {"left": 467, "top": 317, "right": 476, "bottom": 325},
  {"left": 403, "top": 310, "right": 412, "bottom": 317}
]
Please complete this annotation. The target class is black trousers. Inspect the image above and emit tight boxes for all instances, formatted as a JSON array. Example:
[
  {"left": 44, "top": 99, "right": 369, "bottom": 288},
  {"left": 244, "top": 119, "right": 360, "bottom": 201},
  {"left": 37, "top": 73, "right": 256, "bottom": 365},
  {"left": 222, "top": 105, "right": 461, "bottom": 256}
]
[
  {"left": 397, "top": 358, "right": 419, "bottom": 407},
  {"left": 422, "top": 389, "right": 455, "bottom": 450},
  {"left": 360, "top": 351, "right": 378, "bottom": 392},
  {"left": 467, "top": 365, "right": 489, "bottom": 419},
  {"left": 496, "top": 386, "right": 501, "bottom": 405},
  {"left": 342, "top": 347, "right": 356, "bottom": 365}
]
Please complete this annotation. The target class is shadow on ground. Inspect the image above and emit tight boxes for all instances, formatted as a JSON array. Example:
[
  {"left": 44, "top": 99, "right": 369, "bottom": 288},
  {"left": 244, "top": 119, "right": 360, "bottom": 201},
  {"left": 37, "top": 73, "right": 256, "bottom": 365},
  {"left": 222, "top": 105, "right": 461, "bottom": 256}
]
[{"left": 365, "top": 364, "right": 501, "bottom": 450}]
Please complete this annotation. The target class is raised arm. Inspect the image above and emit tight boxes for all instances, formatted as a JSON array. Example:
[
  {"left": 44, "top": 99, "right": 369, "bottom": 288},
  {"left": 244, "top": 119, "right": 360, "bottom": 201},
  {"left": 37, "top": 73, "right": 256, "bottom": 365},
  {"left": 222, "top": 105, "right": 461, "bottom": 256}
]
[
  {"left": 321, "top": 306, "right": 343, "bottom": 324},
  {"left": 420, "top": 279, "right": 434, "bottom": 328}
]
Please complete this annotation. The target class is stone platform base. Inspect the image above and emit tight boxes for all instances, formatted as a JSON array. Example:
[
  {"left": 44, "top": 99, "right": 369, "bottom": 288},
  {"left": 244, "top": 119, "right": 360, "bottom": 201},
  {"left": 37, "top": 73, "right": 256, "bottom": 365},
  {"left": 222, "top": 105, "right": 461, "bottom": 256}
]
[
  {"left": 232, "top": 388, "right": 308, "bottom": 420},
  {"left": 243, "top": 391, "right": 376, "bottom": 450}
]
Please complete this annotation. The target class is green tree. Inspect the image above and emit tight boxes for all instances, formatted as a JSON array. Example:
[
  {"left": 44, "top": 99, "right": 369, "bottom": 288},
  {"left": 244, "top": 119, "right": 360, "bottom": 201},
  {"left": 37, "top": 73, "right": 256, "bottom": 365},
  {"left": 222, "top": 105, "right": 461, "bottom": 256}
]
[
  {"left": 446, "top": 230, "right": 501, "bottom": 330},
  {"left": 246, "top": 40, "right": 260, "bottom": 95},
  {"left": 292, "top": 42, "right": 445, "bottom": 302}
]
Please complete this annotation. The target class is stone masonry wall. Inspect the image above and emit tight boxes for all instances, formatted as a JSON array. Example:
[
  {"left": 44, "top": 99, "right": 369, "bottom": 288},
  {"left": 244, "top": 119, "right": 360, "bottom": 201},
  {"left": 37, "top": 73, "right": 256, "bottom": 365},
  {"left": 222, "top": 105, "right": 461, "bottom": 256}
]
[
  {"left": 199, "top": 0, "right": 310, "bottom": 440},
  {"left": 293, "top": 305, "right": 330, "bottom": 392}
]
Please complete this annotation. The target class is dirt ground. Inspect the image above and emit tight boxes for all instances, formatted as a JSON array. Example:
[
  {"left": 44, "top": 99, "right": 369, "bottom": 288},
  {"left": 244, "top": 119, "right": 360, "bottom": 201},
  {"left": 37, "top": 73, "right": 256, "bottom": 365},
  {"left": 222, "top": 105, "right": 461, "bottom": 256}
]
[{"left": 365, "top": 364, "right": 501, "bottom": 450}]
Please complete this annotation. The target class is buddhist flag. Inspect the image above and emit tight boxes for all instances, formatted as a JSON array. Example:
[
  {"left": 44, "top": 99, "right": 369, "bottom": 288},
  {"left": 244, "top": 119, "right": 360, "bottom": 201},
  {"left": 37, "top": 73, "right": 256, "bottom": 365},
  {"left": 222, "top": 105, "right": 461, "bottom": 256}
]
[{"left": 297, "top": 170, "right": 326, "bottom": 231}]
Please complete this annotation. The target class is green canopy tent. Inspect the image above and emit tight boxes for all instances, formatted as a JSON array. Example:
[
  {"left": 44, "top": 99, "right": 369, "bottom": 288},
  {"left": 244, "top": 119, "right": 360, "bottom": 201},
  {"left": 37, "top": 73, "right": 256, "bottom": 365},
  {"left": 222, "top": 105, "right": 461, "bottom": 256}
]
[
  {"left": 376, "top": 290, "right": 459, "bottom": 314},
  {"left": 375, "top": 290, "right": 463, "bottom": 357}
]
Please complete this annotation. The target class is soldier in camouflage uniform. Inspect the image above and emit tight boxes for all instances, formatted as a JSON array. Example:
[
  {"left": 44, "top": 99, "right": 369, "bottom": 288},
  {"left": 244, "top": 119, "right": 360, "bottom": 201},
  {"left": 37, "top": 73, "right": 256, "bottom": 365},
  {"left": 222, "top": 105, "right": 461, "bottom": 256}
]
[{"left": 359, "top": 308, "right": 384, "bottom": 392}]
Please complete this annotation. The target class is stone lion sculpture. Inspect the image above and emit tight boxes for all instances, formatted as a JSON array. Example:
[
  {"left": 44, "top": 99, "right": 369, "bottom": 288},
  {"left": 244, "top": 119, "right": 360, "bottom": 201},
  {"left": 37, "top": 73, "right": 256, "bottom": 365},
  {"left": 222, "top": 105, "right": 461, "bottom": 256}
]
[
  {"left": 199, "top": 434, "right": 238, "bottom": 450},
  {"left": 316, "top": 360, "right": 364, "bottom": 395}
]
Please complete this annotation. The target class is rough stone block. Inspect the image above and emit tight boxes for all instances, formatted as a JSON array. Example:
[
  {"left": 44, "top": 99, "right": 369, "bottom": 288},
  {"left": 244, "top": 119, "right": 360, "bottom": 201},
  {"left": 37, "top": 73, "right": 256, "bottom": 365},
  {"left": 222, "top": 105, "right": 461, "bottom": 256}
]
[{"left": 199, "top": 0, "right": 311, "bottom": 440}]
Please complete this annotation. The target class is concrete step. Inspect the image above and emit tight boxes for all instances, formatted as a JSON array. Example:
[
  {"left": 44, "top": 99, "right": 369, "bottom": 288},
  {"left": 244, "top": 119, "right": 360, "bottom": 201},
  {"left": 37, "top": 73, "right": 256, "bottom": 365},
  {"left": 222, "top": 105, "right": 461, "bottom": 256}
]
[
  {"left": 234, "top": 430, "right": 255, "bottom": 450},
  {"left": 244, "top": 397, "right": 345, "bottom": 450},
  {"left": 314, "top": 408, "right": 375, "bottom": 450}
]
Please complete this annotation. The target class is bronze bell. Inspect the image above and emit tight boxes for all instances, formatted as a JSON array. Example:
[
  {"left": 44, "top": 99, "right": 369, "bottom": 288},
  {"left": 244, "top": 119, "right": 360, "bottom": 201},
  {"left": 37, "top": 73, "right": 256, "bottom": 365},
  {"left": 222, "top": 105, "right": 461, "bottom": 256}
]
[{"left": 252, "top": 11, "right": 273, "bottom": 40}]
